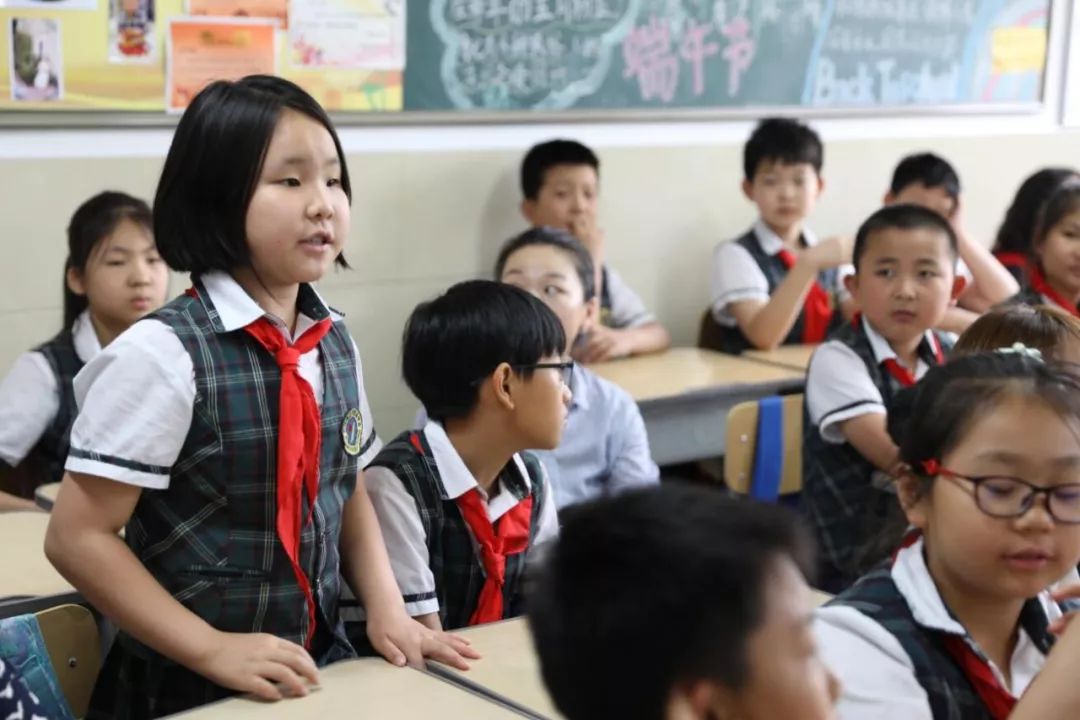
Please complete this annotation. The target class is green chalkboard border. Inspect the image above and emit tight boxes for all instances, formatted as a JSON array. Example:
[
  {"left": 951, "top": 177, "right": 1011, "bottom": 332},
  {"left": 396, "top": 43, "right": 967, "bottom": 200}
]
[{"left": 0, "top": 99, "right": 1046, "bottom": 128}]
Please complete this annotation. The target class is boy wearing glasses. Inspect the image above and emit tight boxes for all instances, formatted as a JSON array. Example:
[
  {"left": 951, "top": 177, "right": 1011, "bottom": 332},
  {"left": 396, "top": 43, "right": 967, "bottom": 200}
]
[
  {"left": 804, "top": 205, "right": 964, "bottom": 589},
  {"left": 360, "top": 280, "right": 566, "bottom": 631}
]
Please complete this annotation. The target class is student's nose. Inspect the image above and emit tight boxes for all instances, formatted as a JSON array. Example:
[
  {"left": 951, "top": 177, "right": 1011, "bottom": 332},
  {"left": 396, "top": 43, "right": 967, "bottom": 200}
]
[
  {"left": 1014, "top": 493, "right": 1055, "bottom": 533},
  {"left": 560, "top": 382, "right": 572, "bottom": 409},
  {"left": 307, "top": 185, "right": 335, "bottom": 220},
  {"left": 894, "top": 275, "right": 917, "bottom": 298},
  {"left": 826, "top": 667, "right": 842, "bottom": 706},
  {"left": 129, "top": 259, "right": 151, "bottom": 286}
]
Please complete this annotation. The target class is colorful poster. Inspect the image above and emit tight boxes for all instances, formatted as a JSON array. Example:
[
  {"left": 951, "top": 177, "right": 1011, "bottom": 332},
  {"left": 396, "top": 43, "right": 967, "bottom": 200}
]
[
  {"left": 289, "top": 0, "right": 403, "bottom": 70},
  {"left": 108, "top": 0, "right": 155, "bottom": 63},
  {"left": 166, "top": 17, "right": 276, "bottom": 112},
  {"left": 186, "top": 0, "right": 286, "bottom": 26},
  {"left": 3, "top": 0, "right": 97, "bottom": 8},
  {"left": 8, "top": 16, "right": 62, "bottom": 101}
]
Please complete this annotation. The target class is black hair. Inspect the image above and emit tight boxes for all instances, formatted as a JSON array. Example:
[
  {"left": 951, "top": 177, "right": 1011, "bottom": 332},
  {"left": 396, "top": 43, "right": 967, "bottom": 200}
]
[
  {"left": 402, "top": 280, "right": 566, "bottom": 420},
  {"left": 520, "top": 139, "right": 599, "bottom": 201},
  {"left": 64, "top": 191, "right": 153, "bottom": 329},
  {"left": 852, "top": 203, "right": 958, "bottom": 271},
  {"left": 1033, "top": 179, "right": 1080, "bottom": 268},
  {"left": 993, "top": 168, "right": 1078, "bottom": 256},
  {"left": 154, "top": 75, "right": 350, "bottom": 275},
  {"left": 893, "top": 352, "right": 1080, "bottom": 483},
  {"left": 493, "top": 226, "right": 596, "bottom": 301},
  {"left": 742, "top": 117, "right": 823, "bottom": 181},
  {"left": 528, "top": 485, "right": 815, "bottom": 720},
  {"left": 889, "top": 152, "right": 961, "bottom": 202}
]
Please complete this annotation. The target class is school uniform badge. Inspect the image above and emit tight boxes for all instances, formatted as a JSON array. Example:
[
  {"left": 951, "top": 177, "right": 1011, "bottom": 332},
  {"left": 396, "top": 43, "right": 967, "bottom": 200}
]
[{"left": 342, "top": 408, "right": 363, "bottom": 456}]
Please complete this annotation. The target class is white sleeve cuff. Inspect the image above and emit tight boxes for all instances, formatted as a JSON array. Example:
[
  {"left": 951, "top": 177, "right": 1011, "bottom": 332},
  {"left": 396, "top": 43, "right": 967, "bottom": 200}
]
[
  {"left": 819, "top": 403, "right": 887, "bottom": 444},
  {"left": 64, "top": 452, "right": 170, "bottom": 489}
]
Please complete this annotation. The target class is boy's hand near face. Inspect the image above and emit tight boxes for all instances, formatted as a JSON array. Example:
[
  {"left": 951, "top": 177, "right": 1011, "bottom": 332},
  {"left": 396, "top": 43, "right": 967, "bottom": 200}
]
[{"left": 801, "top": 235, "right": 853, "bottom": 271}]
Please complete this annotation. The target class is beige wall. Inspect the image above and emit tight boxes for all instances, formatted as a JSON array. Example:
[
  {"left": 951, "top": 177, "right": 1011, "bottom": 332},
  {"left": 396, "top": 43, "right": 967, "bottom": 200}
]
[{"left": 3, "top": 130, "right": 1079, "bottom": 434}]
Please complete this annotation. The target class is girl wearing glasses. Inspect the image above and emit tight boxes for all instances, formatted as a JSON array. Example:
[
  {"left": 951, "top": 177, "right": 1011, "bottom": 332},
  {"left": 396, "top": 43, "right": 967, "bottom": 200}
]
[{"left": 816, "top": 350, "right": 1080, "bottom": 720}]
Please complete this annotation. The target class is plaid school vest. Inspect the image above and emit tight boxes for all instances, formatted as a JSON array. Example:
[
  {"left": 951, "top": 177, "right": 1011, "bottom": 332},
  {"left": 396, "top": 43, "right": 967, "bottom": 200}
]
[
  {"left": 118, "top": 280, "right": 360, "bottom": 660},
  {"left": 367, "top": 431, "right": 548, "bottom": 630},
  {"left": 709, "top": 230, "right": 843, "bottom": 355},
  {"left": 803, "top": 321, "right": 952, "bottom": 583},
  {"left": 27, "top": 330, "right": 83, "bottom": 485},
  {"left": 831, "top": 566, "right": 1065, "bottom": 720}
]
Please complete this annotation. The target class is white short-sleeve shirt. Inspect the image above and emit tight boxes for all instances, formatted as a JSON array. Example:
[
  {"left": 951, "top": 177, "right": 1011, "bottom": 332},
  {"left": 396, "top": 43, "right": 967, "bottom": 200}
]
[
  {"left": 806, "top": 316, "right": 938, "bottom": 444},
  {"left": 710, "top": 220, "right": 849, "bottom": 326},
  {"left": 601, "top": 265, "right": 656, "bottom": 329},
  {"left": 64, "top": 271, "right": 382, "bottom": 489},
  {"left": 362, "top": 420, "right": 559, "bottom": 618},
  {"left": 0, "top": 310, "right": 100, "bottom": 467},
  {"left": 816, "top": 537, "right": 1060, "bottom": 719}
]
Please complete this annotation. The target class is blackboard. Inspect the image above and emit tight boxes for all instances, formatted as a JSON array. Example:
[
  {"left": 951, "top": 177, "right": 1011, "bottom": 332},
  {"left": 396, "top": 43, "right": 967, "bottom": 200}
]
[{"left": 404, "top": 0, "right": 1051, "bottom": 114}]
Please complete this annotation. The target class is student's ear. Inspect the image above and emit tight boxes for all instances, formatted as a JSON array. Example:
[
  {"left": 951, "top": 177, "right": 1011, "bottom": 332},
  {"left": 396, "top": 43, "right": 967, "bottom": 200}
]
[
  {"left": 950, "top": 274, "right": 967, "bottom": 301},
  {"left": 581, "top": 296, "right": 601, "bottom": 334},
  {"left": 520, "top": 198, "right": 539, "bottom": 226},
  {"left": 489, "top": 362, "right": 517, "bottom": 411},
  {"left": 814, "top": 174, "right": 826, "bottom": 199},
  {"left": 843, "top": 271, "right": 859, "bottom": 298},
  {"left": 668, "top": 680, "right": 732, "bottom": 720},
  {"left": 883, "top": 191, "right": 897, "bottom": 206},
  {"left": 741, "top": 178, "right": 755, "bottom": 202},
  {"left": 897, "top": 471, "right": 930, "bottom": 532},
  {"left": 66, "top": 266, "right": 87, "bottom": 297}
]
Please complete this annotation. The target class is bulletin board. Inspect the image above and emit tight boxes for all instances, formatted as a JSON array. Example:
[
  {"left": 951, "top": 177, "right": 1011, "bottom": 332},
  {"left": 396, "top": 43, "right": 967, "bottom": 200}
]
[{"left": 0, "top": 0, "right": 1055, "bottom": 126}]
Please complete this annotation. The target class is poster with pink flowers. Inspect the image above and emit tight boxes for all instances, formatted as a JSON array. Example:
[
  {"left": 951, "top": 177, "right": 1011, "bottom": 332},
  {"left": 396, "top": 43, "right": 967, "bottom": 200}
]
[{"left": 289, "top": 0, "right": 403, "bottom": 71}]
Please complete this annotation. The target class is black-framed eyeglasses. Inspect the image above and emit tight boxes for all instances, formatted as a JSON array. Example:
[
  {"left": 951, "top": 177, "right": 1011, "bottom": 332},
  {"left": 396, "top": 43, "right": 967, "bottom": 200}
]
[
  {"left": 926, "top": 462, "right": 1080, "bottom": 524},
  {"left": 470, "top": 361, "right": 574, "bottom": 388}
]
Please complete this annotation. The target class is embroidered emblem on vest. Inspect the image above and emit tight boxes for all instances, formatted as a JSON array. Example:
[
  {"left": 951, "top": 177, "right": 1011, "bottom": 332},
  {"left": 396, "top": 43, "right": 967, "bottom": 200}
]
[{"left": 342, "top": 408, "right": 363, "bottom": 456}]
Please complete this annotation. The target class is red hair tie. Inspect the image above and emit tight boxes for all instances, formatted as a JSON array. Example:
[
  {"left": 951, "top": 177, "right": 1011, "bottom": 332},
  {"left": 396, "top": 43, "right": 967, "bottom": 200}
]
[{"left": 921, "top": 459, "right": 941, "bottom": 476}]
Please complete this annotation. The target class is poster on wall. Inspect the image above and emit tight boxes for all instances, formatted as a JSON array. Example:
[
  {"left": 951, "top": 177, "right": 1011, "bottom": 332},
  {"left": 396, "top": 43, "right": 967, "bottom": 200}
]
[
  {"left": 289, "top": 0, "right": 404, "bottom": 70},
  {"left": 186, "top": 0, "right": 286, "bottom": 27},
  {"left": 108, "top": 0, "right": 155, "bottom": 63},
  {"left": 8, "top": 16, "right": 62, "bottom": 101},
  {"left": 2, "top": 0, "right": 97, "bottom": 9},
  {"left": 166, "top": 17, "right": 276, "bottom": 112}
]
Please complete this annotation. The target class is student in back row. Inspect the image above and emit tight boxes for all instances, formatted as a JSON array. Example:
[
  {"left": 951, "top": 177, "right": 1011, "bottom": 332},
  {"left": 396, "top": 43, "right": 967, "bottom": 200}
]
[
  {"left": 520, "top": 139, "right": 671, "bottom": 362},
  {"left": 0, "top": 192, "right": 169, "bottom": 511},
  {"left": 707, "top": 118, "right": 853, "bottom": 354},
  {"left": 804, "top": 204, "right": 962, "bottom": 588},
  {"left": 883, "top": 152, "right": 1019, "bottom": 331},
  {"left": 1006, "top": 179, "right": 1080, "bottom": 316},
  {"left": 363, "top": 280, "right": 562, "bottom": 631}
]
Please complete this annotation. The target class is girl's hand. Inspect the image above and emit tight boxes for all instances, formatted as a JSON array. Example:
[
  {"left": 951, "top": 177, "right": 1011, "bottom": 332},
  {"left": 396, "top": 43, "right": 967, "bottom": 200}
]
[
  {"left": 366, "top": 607, "right": 480, "bottom": 670},
  {"left": 191, "top": 630, "right": 319, "bottom": 701}
]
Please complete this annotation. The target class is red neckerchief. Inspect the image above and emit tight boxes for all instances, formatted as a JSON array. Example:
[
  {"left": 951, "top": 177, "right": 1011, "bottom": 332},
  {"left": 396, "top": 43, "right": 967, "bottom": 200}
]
[
  {"left": 776, "top": 248, "right": 833, "bottom": 343},
  {"left": 852, "top": 314, "right": 944, "bottom": 387},
  {"left": 1029, "top": 266, "right": 1080, "bottom": 317},
  {"left": 993, "top": 251, "right": 1028, "bottom": 276}
]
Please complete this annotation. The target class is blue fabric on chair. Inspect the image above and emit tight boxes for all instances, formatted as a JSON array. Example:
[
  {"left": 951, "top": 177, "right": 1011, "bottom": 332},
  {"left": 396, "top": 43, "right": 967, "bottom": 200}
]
[
  {"left": 0, "top": 613, "right": 73, "bottom": 719},
  {"left": 750, "top": 396, "right": 784, "bottom": 502}
]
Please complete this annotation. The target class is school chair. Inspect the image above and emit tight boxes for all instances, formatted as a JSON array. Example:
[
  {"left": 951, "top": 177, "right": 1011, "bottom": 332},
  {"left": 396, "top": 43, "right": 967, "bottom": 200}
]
[
  {"left": 724, "top": 395, "right": 804, "bottom": 502},
  {"left": 0, "top": 603, "right": 102, "bottom": 719}
]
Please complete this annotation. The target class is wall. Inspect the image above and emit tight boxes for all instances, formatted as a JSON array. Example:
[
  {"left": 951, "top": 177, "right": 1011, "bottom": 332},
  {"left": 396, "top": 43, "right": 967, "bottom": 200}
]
[{"left": 2, "top": 125, "right": 1079, "bottom": 434}]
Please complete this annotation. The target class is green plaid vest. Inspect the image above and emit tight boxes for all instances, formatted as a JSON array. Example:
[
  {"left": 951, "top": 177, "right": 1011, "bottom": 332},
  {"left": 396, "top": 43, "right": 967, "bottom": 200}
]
[
  {"left": 803, "top": 320, "right": 952, "bottom": 584},
  {"left": 367, "top": 430, "right": 548, "bottom": 630},
  {"left": 710, "top": 230, "right": 844, "bottom": 355},
  {"left": 108, "top": 280, "right": 361, "bottom": 682},
  {"left": 830, "top": 564, "right": 1066, "bottom": 719},
  {"left": 27, "top": 329, "right": 83, "bottom": 485}
]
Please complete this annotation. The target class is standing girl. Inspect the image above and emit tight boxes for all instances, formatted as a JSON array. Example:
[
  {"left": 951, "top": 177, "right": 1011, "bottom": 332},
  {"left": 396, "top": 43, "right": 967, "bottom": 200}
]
[
  {"left": 0, "top": 191, "right": 168, "bottom": 511},
  {"left": 44, "top": 76, "right": 474, "bottom": 719},
  {"left": 817, "top": 351, "right": 1080, "bottom": 719},
  {"left": 1007, "top": 179, "right": 1080, "bottom": 315}
]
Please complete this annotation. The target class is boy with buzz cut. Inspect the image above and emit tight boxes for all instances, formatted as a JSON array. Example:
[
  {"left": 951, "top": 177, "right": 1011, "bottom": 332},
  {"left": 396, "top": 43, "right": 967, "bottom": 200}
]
[
  {"left": 528, "top": 484, "right": 841, "bottom": 720},
  {"left": 520, "top": 139, "right": 671, "bottom": 362},
  {"left": 707, "top": 117, "right": 854, "bottom": 354},
  {"left": 804, "top": 204, "right": 963, "bottom": 589},
  {"left": 884, "top": 152, "right": 1019, "bottom": 332},
  {"left": 362, "top": 280, "right": 565, "bottom": 631}
]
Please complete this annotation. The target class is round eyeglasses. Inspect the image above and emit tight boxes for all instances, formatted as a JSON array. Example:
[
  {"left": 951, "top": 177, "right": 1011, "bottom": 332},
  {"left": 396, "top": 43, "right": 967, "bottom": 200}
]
[{"left": 923, "top": 461, "right": 1080, "bottom": 524}]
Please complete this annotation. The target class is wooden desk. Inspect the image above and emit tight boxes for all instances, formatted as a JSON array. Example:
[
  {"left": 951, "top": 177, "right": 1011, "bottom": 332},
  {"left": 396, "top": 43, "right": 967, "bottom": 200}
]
[
  {"left": 174, "top": 658, "right": 521, "bottom": 719},
  {"left": 430, "top": 618, "right": 561, "bottom": 720},
  {"left": 0, "top": 511, "right": 78, "bottom": 617},
  {"left": 743, "top": 344, "right": 818, "bottom": 372},
  {"left": 588, "top": 348, "right": 805, "bottom": 464},
  {"left": 35, "top": 482, "right": 60, "bottom": 511}
]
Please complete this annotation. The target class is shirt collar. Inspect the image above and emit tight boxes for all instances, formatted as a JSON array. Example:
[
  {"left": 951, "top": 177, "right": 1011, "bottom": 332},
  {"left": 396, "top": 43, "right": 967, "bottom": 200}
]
[
  {"left": 71, "top": 310, "right": 102, "bottom": 364},
  {"left": 861, "top": 315, "right": 937, "bottom": 371},
  {"left": 752, "top": 219, "right": 818, "bottom": 256},
  {"left": 422, "top": 420, "right": 532, "bottom": 522},
  {"left": 198, "top": 270, "right": 341, "bottom": 338}
]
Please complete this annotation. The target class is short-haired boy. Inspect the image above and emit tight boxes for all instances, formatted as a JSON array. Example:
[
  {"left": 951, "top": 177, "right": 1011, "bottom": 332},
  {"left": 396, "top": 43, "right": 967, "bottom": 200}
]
[
  {"left": 529, "top": 484, "right": 841, "bottom": 720},
  {"left": 804, "top": 204, "right": 963, "bottom": 587},
  {"left": 708, "top": 118, "right": 853, "bottom": 354},
  {"left": 362, "top": 280, "right": 564, "bottom": 631},
  {"left": 885, "top": 152, "right": 1019, "bottom": 332},
  {"left": 495, "top": 227, "right": 659, "bottom": 507},
  {"left": 520, "top": 139, "right": 671, "bottom": 362}
]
